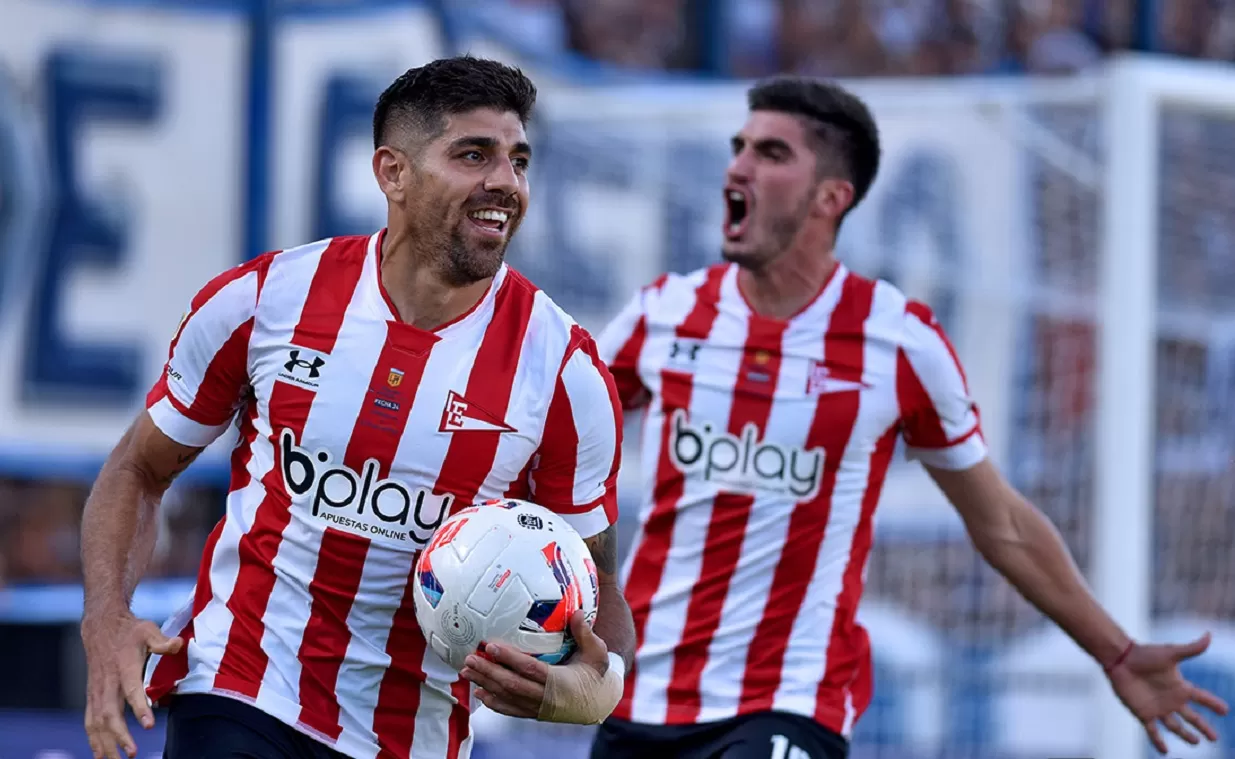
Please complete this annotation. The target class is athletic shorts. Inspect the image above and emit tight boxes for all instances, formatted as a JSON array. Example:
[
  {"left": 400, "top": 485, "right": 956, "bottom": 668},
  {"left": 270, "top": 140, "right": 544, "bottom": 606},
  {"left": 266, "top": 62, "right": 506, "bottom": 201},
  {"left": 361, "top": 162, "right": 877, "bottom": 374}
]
[
  {"left": 162, "top": 693, "right": 348, "bottom": 759},
  {"left": 589, "top": 711, "right": 849, "bottom": 759}
]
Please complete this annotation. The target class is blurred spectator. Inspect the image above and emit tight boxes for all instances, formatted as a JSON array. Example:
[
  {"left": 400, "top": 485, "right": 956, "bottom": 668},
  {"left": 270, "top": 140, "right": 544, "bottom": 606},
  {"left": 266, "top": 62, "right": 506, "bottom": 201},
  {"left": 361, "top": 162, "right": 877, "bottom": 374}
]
[
  {"left": 562, "top": 0, "right": 694, "bottom": 70},
  {"left": 460, "top": 0, "right": 1235, "bottom": 79},
  {"left": 0, "top": 477, "right": 224, "bottom": 585}
]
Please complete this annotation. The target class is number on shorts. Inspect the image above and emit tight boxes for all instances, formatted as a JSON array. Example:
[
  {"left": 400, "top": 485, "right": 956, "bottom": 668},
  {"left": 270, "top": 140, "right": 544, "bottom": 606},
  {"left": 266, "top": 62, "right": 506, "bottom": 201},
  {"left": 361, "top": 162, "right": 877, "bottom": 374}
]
[{"left": 769, "top": 734, "right": 811, "bottom": 759}]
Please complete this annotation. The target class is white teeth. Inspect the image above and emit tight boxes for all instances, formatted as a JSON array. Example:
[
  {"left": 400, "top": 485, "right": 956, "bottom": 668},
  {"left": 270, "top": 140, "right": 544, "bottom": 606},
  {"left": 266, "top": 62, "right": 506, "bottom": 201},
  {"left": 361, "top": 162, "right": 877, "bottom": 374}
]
[
  {"left": 728, "top": 191, "right": 744, "bottom": 202},
  {"left": 470, "top": 210, "right": 510, "bottom": 223}
]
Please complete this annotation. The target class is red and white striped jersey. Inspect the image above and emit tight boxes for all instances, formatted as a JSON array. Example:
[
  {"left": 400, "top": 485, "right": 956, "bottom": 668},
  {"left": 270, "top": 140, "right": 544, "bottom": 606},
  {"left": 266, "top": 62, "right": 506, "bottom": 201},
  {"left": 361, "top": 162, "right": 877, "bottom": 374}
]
[
  {"left": 597, "top": 262, "right": 985, "bottom": 737},
  {"left": 142, "top": 230, "right": 621, "bottom": 759}
]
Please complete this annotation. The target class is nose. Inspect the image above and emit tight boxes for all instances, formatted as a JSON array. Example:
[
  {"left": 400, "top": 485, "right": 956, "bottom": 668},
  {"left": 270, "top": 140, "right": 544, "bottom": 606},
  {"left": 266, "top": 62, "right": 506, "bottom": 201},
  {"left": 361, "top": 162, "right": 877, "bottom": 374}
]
[
  {"left": 484, "top": 156, "right": 520, "bottom": 198},
  {"left": 726, "top": 149, "right": 752, "bottom": 184}
]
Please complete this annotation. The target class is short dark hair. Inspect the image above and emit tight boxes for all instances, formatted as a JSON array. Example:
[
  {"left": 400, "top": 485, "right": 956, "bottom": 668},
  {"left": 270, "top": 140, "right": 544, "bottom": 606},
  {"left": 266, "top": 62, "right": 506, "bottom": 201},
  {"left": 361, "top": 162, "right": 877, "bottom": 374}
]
[
  {"left": 747, "top": 76, "right": 881, "bottom": 215},
  {"left": 373, "top": 56, "right": 537, "bottom": 150}
]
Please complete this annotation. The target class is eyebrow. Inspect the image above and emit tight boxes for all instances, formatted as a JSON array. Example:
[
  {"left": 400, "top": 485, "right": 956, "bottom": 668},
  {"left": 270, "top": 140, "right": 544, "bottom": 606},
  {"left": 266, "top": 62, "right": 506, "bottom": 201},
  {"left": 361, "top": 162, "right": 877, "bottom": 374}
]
[
  {"left": 731, "top": 135, "right": 792, "bottom": 154},
  {"left": 448, "top": 135, "right": 532, "bottom": 158}
]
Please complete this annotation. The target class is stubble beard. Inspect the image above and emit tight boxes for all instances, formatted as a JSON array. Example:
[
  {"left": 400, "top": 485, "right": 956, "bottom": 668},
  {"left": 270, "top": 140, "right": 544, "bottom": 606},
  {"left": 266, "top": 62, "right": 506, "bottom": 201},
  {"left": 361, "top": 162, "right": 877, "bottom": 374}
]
[{"left": 443, "top": 225, "right": 508, "bottom": 286}]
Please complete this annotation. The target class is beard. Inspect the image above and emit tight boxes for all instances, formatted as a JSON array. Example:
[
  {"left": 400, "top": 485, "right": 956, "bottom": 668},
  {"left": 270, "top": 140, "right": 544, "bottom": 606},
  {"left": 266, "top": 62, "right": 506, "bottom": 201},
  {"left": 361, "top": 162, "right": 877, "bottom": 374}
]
[
  {"left": 436, "top": 192, "right": 522, "bottom": 286},
  {"left": 442, "top": 220, "right": 512, "bottom": 286}
]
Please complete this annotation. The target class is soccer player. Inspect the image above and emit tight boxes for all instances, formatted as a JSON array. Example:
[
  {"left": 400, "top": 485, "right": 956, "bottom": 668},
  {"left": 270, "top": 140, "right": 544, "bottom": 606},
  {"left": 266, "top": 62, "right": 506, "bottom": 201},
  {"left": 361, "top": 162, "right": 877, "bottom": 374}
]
[
  {"left": 591, "top": 75, "right": 1229, "bottom": 759},
  {"left": 78, "top": 56, "right": 635, "bottom": 759}
]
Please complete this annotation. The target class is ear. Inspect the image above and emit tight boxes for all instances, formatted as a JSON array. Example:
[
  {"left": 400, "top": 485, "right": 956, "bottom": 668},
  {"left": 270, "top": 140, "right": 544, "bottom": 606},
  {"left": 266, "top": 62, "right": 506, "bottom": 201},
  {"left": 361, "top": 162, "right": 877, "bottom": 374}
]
[
  {"left": 813, "top": 178, "right": 855, "bottom": 221},
  {"left": 373, "top": 146, "right": 407, "bottom": 204}
]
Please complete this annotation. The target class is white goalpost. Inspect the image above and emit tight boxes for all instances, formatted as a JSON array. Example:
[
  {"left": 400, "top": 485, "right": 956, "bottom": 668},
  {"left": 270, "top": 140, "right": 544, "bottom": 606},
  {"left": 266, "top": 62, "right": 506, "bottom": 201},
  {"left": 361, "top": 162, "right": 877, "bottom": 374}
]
[{"left": 1094, "top": 53, "right": 1235, "bottom": 759}]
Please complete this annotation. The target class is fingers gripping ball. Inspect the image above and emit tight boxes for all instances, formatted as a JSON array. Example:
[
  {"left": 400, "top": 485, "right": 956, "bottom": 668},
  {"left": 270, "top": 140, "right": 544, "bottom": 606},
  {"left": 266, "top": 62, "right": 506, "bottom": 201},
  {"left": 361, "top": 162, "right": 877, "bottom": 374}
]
[{"left": 412, "top": 498, "right": 600, "bottom": 672}]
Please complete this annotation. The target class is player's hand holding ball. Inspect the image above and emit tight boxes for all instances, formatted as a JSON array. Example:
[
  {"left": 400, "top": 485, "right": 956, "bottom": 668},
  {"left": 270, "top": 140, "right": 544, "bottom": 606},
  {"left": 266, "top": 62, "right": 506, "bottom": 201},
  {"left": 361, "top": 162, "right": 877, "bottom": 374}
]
[
  {"left": 1105, "top": 632, "right": 1230, "bottom": 754},
  {"left": 411, "top": 499, "right": 623, "bottom": 725},
  {"left": 81, "top": 611, "right": 183, "bottom": 759},
  {"left": 462, "top": 609, "right": 623, "bottom": 723}
]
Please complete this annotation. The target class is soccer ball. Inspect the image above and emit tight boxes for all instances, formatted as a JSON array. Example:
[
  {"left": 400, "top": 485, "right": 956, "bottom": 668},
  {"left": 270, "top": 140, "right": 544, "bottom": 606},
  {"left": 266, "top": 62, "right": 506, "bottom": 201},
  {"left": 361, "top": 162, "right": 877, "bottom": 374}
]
[{"left": 412, "top": 498, "right": 600, "bottom": 672}]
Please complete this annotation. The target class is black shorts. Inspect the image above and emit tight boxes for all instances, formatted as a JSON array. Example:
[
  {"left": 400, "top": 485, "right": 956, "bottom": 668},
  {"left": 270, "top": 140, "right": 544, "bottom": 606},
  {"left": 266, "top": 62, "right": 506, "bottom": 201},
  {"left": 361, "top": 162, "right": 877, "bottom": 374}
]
[
  {"left": 162, "top": 693, "right": 348, "bottom": 759},
  {"left": 590, "top": 711, "right": 849, "bottom": 759}
]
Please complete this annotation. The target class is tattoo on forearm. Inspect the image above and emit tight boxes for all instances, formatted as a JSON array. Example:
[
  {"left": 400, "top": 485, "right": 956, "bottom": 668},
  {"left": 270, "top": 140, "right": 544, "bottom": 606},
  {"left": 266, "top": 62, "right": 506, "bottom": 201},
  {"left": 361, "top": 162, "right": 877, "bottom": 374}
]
[
  {"left": 585, "top": 525, "right": 619, "bottom": 577},
  {"left": 157, "top": 449, "right": 204, "bottom": 487}
]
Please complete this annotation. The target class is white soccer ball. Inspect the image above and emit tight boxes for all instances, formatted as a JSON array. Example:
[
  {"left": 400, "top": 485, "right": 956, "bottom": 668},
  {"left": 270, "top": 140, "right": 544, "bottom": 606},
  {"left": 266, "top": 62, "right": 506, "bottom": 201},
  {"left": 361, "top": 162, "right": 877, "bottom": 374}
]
[{"left": 412, "top": 498, "right": 600, "bottom": 672}]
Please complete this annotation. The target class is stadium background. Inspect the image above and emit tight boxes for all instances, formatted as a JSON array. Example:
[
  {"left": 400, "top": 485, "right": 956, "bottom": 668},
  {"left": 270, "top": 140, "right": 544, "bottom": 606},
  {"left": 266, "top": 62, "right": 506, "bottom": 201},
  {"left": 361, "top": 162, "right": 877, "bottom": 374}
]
[{"left": 0, "top": 0, "right": 1233, "bottom": 757}]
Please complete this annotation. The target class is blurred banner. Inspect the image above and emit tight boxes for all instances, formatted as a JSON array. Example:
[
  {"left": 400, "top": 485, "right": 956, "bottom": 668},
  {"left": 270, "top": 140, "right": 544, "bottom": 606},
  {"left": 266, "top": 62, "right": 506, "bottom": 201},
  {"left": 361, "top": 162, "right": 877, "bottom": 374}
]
[
  {"left": 0, "top": 1, "right": 1021, "bottom": 537},
  {"left": 0, "top": 0, "right": 445, "bottom": 483}
]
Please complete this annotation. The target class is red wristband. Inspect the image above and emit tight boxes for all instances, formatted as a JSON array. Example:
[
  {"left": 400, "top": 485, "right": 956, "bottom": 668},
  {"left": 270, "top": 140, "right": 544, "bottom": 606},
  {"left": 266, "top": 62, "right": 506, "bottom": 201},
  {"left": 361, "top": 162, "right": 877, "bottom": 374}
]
[{"left": 1104, "top": 641, "right": 1134, "bottom": 674}]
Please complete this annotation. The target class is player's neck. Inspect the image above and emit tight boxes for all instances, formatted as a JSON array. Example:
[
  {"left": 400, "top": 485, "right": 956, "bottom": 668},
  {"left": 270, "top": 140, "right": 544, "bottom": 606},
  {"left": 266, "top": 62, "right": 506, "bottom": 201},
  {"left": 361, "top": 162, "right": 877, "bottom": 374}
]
[
  {"left": 379, "top": 229, "right": 492, "bottom": 331},
  {"left": 737, "top": 247, "right": 839, "bottom": 322}
]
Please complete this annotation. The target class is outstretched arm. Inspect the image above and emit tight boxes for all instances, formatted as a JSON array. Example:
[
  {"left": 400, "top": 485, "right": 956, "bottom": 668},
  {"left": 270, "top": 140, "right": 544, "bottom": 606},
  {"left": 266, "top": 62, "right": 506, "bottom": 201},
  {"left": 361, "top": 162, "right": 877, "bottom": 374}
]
[
  {"left": 928, "top": 459, "right": 1129, "bottom": 665},
  {"left": 930, "top": 458, "right": 1229, "bottom": 753},
  {"left": 897, "top": 299, "right": 1227, "bottom": 753}
]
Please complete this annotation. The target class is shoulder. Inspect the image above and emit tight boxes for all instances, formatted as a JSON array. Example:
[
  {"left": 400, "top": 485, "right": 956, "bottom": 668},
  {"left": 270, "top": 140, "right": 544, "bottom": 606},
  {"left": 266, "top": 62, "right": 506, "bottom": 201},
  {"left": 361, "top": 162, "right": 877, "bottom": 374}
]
[
  {"left": 634, "top": 263, "right": 729, "bottom": 321},
  {"left": 829, "top": 270, "right": 938, "bottom": 347},
  {"left": 245, "top": 234, "right": 373, "bottom": 311},
  {"left": 262, "top": 234, "right": 370, "bottom": 274},
  {"left": 501, "top": 266, "right": 602, "bottom": 368}
]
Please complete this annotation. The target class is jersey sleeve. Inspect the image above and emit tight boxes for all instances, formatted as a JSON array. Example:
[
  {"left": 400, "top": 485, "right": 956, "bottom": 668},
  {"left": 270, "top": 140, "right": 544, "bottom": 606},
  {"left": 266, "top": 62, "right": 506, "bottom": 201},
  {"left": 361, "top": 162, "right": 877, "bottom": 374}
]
[
  {"left": 528, "top": 330, "right": 623, "bottom": 539},
  {"left": 145, "top": 258, "right": 263, "bottom": 448},
  {"left": 596, "top": 284, "right": 654, "bottom": 411},
  {"left": 897, "top": 301, "right": 987, "bottom": 470}
]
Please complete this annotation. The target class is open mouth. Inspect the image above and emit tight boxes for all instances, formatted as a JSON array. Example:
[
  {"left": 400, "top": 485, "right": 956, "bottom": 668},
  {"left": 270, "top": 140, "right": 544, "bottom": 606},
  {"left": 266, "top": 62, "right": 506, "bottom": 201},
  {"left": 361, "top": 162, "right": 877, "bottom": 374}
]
[
  {"left": 724, "top": 187, "right": 751, "bottom": 240},
  {"left": 468, "top": 208, "right": 512, "bottom": 236}
]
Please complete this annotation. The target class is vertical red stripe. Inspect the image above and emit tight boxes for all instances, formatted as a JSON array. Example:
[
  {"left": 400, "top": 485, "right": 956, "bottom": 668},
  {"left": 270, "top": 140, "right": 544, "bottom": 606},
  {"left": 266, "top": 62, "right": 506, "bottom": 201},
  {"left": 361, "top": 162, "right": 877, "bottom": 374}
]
[
  {"left": 738, "top": 273, "right": 875, "bottom": 714},
  {"left": 445, "top": 677, "right": 472, "bottom": 759},
  {"left": 609, "top": 274, "right": 669, "bottom": 411},
  {"left": 372, "top": 560, "right": 430, "bottom": 759},
  {"left": 896, "top": 347, "right": 951, "bottom": 447},
  {"left": 613, "top": 265, "right": 727, "bottom": 721},
  {"left": 372, "top": 271, "right": 536, "bottom": 756},
  {"left": 665, "top": 313, "right": 787, "bottom": 722},
  {"left": 213, "top": 237, "right": 367, "bottom": 697},
  {"left": 503, "top": 459, "right": 534, "bottom": 500},
  {"left": 611, "top": 314, "right": 649, "bottom": 410},
  {"left": 297, "top": 325, "right": 436, "bottom": 740},
  {"left": 582, "top": 329, "right": 625, "bottom": 525},
  {"left": 183, "top": 317, "right": 255, "bottom": 426},
  {"left": 533, "top": 373, "right": 579, "bottom": 504},
  {"left": 814, "top": 424, "right": 898, "bottom": 730},
  {"left": 146, "top": 253, "right": 269, "bottom": 410},
  {"left": 229, "top": 399, "right": 262, "bottom": 492},
  {"left": 432, "top": 273, "right": 537, "bottom": 504},
  {"left": 147, "top": 516, "right": 227, "bottom": 701},
  {"left": 296, "top": 530, "right": 370, "bottom": 740}
]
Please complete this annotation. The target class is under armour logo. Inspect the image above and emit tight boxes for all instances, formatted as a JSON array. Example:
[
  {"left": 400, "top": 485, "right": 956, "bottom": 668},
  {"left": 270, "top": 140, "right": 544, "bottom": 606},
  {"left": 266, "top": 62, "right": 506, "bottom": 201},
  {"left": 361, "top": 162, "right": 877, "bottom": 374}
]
[
  {"left": 284, "top": 350, "right": 325, "bottom": 378},
  {"left": 669, "top": 341, "right": 701, "bottom": 361}
]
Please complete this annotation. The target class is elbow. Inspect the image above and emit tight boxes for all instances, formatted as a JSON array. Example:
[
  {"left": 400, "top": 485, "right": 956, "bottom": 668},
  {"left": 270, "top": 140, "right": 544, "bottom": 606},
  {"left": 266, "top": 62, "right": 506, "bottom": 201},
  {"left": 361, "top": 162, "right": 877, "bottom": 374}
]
[
  {"left": 965, "top": 506, "right": 1031, "bottom": 568},
  {"left": 969, "top": 500, "right": 1060, "bottom": 578},
  {"left": 97, "top": 430, "right": 169, "bottom": 503}
]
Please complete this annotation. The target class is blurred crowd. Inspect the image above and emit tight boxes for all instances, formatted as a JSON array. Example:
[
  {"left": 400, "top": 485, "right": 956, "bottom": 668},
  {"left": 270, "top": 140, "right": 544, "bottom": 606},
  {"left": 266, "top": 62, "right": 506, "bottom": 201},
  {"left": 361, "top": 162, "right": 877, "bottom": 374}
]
[{"left": 476, "top": 0, "right": 1235, "bottom": 77}]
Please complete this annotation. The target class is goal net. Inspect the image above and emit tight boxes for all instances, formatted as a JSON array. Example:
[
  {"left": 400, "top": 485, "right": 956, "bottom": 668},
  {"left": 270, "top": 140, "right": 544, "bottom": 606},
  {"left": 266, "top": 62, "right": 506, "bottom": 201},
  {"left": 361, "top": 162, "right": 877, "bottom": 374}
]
[{"left": 474, "top": 56, "right": 1235, "bottom": 759}]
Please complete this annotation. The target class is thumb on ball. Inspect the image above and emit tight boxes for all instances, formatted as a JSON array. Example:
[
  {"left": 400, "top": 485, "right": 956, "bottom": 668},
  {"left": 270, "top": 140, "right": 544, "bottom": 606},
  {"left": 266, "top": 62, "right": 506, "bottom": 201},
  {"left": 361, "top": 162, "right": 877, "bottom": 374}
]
[{"left": 571, "top": 611, "right": 606, "bottom": 654}]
